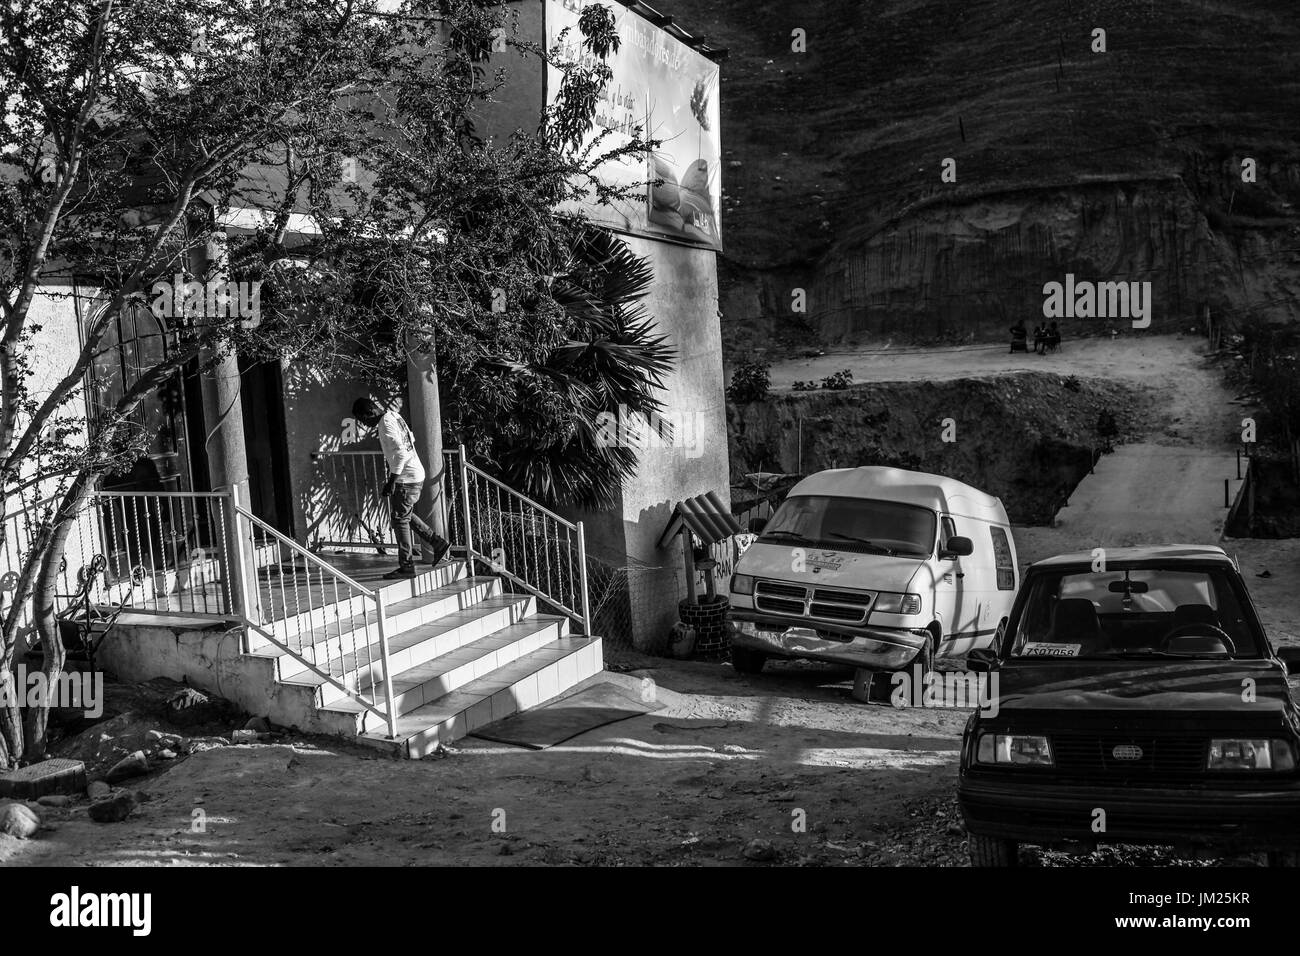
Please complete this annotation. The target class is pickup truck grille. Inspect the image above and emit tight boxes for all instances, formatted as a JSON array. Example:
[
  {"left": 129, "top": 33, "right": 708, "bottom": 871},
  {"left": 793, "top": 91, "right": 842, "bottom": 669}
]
[{"left": 1051, "top": 734, "right": 1207, "bottom": 776}]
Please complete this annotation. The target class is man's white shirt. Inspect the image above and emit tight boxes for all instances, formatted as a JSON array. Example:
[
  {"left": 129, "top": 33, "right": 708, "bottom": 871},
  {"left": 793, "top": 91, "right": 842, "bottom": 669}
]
[{"left": 378, "top": 409, "right": 426, "bottom": 485}]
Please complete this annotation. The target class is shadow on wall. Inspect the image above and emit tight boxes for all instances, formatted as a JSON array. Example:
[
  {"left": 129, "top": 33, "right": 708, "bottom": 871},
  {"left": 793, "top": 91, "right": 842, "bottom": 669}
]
[{"left": 281, "top": 361, "right": 400, "bottom": 553}]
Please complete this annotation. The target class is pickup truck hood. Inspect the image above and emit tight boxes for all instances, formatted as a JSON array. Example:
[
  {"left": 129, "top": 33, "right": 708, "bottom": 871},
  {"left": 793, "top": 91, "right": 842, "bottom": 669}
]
[{"left": 996, "top": 658, "right": 1294, "bottom": 713}]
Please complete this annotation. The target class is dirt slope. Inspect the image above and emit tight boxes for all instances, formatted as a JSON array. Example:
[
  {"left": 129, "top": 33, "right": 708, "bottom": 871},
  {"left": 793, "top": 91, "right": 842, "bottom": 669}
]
[{"left": 685, "top": 0, "right": 1300, "bottom": 355}]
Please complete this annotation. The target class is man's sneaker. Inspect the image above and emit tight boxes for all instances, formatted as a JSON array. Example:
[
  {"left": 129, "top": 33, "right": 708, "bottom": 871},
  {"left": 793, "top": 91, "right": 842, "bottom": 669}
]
[
  {"left": 383, "top": 565, "right": 418, "bottom": 579},
  {"left": 429, "top": 539, "right": 451, "bottom": 566}
]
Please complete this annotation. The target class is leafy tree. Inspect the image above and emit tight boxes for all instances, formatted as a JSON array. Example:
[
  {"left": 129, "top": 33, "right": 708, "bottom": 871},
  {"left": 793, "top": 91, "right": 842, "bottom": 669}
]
[{"left": 0, "top": 0, "right": 665, "bottom": 765}]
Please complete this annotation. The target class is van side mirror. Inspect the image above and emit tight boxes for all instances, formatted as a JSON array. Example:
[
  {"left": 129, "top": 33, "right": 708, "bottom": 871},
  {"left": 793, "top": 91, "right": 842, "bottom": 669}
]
[
  {"left": 967, "top": 647, "right": 999, "bottom": 672},
  {"left": 748, "top": 517, "right": 767, "bottom": 534},
  {"left": 1277, "top": 646, "right": 1300, "bottom": 677},
  {"left": 941, "top": 535, "right": 973, "bottom": 559}
]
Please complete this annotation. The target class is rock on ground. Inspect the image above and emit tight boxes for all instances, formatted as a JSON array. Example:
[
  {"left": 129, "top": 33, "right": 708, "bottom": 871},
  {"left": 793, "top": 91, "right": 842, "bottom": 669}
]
[
  {"left": 0, "top": 802, "right": 40, "bottom": 839},
  {"left": 88, "top": 790, "right": 138, "bottom": 824},
  {"left": 86, "top": 780, "right": 111, "bottom": 799}
]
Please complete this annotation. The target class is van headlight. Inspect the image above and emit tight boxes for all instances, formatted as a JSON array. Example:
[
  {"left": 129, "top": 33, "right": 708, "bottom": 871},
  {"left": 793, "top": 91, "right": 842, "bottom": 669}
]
[
  {"left": 874, "top": 592, "right": 921, "bottom": 615},
  {"left": 730, "top": 574, "right": 755, "bottom": 595},
  {"left": 976, "top": 734, "right": 1054, "bottom": 767},
  {"left": 1207, "top": 739, "right": 1296, "bottom": 771}
]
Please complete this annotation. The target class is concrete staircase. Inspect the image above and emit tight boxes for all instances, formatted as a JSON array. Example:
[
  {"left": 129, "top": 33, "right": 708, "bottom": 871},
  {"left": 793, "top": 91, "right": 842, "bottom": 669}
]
[{"left": 244, "top": 558, "right": 603, "bottom": 757}]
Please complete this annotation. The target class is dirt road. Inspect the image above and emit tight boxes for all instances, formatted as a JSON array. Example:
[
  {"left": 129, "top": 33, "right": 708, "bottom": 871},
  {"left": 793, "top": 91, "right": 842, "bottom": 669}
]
[{"left": 5, "top": 666, "right": 972, "bottom": 868}]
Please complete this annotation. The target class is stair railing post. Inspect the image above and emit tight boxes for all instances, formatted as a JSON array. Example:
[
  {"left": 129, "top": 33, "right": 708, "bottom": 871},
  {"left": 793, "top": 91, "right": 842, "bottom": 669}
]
[
  {"left": 226, "top": 484, "right": 257, "bottom": 650},
  {"left": 374, "top": 591, "right": 399, "bottom": 739},
  {"left": 458, "top": 444, "right": 475, "bottom": 563},
  {"left": 576, "top": 519, "right": 592, "bottom": 637}
]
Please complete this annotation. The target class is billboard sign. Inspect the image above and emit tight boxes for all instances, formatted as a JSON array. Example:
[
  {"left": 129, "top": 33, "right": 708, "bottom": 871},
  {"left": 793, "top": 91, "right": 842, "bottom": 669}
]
[{"left": 545, "top": 0, "right": 721, "bottom": 249}]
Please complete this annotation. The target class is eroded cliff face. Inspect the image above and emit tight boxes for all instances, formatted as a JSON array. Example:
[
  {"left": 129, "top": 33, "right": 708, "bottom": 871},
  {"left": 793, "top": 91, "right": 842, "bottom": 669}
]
[
  {"left": 725, "top": 174, "right": 1300, "bottom": 349},
  {"left": 727, "top": 373, "right": 1147, "bottom": 524},
  {"left": 690, "top": 0, "right": 1300, "bottom": 358}
]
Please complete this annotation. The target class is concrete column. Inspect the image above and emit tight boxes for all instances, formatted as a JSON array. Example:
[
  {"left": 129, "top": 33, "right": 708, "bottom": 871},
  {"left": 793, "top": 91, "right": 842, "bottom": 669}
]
[
  {"left": 195, "top": 229, "right": 260, "bottom": 621},
  {"left": 405, "top": 331, "right": 447, "bottom": 553}
]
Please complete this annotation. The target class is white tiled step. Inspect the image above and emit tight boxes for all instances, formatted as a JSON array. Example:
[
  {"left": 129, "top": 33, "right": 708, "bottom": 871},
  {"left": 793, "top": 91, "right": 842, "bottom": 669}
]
[
  {"left": 251, "top": 573, "right": 499, "bottom": 672},
  {"left": 247, "top": 559, "right": 468, "bottom": 649},
  {"left": 281, "top": 575, "right": 503, "bottom": 676},
  {"left": 257, "top": 587, "right": 533, "bottom": 685},
  {"left": 314, "top": 615, "right": 569, "bottom": 713},
  {"left": 355, "top": 636, "right": 604, "bottom": 755}
]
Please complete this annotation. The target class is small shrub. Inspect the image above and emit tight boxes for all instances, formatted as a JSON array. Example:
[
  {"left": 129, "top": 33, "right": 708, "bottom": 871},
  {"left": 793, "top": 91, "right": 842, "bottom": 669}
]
[
  {"left": 727, "top": 361, "right": 771, "bottom": 403},
  {"left": 821, "top": 369, "right": 853, "bottom": 390},
  {"left": 792, "top": 380, "right": 818, "bottom": 391},
  {"left": 1063, "top": 374, "right": 1081, "bottom": 392}
]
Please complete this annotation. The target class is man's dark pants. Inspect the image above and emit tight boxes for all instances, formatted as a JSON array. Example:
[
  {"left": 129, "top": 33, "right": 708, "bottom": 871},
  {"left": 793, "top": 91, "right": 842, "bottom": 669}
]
[{"left": 390, "top": 481, "right": 449, "bottom": 568}]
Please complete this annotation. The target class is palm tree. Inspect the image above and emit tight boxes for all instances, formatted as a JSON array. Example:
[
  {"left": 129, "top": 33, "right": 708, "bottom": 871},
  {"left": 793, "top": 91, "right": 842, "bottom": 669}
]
[{"left": 482, "top": 226, "right": 676, "bottom": 510}]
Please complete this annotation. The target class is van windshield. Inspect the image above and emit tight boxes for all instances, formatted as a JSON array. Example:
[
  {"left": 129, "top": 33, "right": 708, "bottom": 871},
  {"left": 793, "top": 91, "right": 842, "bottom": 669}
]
[{"left": 760, "top": 495, "right": 935, "bottom": 558}]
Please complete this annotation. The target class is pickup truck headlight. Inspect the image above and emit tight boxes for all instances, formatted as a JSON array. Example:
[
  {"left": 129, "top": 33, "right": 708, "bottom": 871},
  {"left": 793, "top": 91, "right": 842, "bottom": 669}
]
[
  {"left": 1207, "top": 738, "right": 1296, "bottom": 771},
  {"left": 730, "top": 574, "right": 754, "bottom": 595},
  {"left": 874, "top": 591, "right": 921, "bottom": 615},
  {"left": 976, "top": 733, "right": 1054, "bottom": 767}
]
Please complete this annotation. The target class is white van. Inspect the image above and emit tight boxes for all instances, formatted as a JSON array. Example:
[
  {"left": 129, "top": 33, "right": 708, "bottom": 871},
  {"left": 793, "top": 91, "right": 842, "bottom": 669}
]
[{"left": 728, "top": 466, "right": 1018, "bottom": 674}]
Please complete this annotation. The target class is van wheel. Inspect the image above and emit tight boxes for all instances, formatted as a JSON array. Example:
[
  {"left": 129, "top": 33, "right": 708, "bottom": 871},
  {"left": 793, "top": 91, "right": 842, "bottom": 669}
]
[
  {"left": 916, "top": 626, "right": 940, "bottom": 673},
  {"left": 969, "top": 834, "right": 1019, "bottom": 867},
  {"left": 730, "top": 647, "right": 767, "bottom": 674}
]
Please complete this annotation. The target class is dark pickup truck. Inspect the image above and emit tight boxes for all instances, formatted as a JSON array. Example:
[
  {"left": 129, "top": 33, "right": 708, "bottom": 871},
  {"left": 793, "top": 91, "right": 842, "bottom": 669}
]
[{"left": 959, "top": 545, "right": 1300, "bottom": 866}]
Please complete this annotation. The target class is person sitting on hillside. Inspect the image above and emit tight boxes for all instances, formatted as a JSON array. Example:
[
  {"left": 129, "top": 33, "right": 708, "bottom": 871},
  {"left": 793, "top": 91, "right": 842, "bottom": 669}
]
[
  {"left": 1033, "top": 322, "right": 1048, "bottom": 354},
  {"left": 1046, "top": 321, "right": 1061, "bottom": 353},
  {"left": 1009, "top": 319, "right": 1028, "bottom": 353}
]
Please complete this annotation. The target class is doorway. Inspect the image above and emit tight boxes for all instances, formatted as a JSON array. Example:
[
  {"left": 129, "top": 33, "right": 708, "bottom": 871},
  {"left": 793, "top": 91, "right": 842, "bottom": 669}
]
[{"left": 239, "top": 359, "right": 294, "bottom": 536}]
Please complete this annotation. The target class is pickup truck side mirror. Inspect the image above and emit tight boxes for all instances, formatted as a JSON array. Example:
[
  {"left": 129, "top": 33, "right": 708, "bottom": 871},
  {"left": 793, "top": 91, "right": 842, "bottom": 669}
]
[
  {"left": 967, "top": 647, "right": 1000, "bottom": 672},
  {"left": 940, "top": 535, "right": 974, "bottom": 559},
  {"left": 1277, "top": 646, "right": 1300, "bottom": 677},
  {"left": 748, "top": 516, "right": 767, "bottom": 534}
]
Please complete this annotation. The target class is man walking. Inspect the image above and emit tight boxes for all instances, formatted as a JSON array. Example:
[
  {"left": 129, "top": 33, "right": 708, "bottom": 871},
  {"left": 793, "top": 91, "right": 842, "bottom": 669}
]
[{"left": 352, "top": 397, "right": 451, "bottom": 579}]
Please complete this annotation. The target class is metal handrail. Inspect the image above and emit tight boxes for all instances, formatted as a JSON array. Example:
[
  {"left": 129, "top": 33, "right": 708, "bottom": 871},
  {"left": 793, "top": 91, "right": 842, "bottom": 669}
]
[
  {"left": 444, "top": 445, "right": 593, "bottom": 637},
  {"left": 232, "top": 504, "right": 377, "bottom": 597},
  {"left": 458, "top": 459, "right": 580, "bottom": 531},
  {"left": 97, "top": 489, "right": 232, "bottom": 499},
  {"left": 232, "top": 500, "right": 398, "bottom": 739}
]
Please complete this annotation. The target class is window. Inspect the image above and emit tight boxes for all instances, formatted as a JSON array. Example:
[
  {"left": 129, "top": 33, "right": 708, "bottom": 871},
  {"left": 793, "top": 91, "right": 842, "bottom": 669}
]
[
  {"left": 990, "top": 526, "right": 1015, "bottom": 590},
  {"left": 87, "top": 299, "right": 191, "bottom": 491},
  {"left": 761, "top": 495, "right": 936, "bottom": 557},
  {"left": 1009, "top": 566, "right": 1262, "bottom": 659},
  {"left": 940, "top": 517, "right": 958, "bottom": 552}
]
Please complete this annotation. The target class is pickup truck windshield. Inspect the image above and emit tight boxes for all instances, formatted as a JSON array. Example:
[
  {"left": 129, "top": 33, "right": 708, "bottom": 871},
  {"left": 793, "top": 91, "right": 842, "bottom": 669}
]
[
  {"left": 1009, "top": 567, "right": 1263, "bottom": 659},
  {"left": 760, "top": 495, "right": 935, "bottom": 558}
]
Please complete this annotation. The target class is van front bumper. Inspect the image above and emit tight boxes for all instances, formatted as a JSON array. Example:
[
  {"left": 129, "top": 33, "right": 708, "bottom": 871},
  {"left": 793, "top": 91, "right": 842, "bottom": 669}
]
[{"left": 728, "top": 612, "right": 927, "bottom": 670}]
